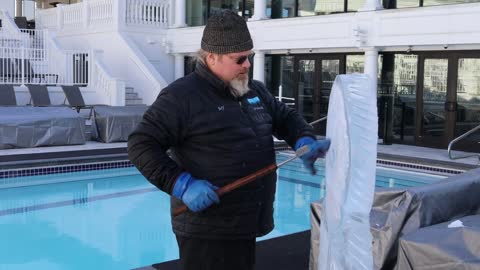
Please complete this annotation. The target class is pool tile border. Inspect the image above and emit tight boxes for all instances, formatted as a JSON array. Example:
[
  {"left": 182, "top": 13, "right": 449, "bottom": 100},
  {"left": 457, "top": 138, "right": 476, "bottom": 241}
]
[
  {"left": 0, "top": 160, "right": 134, "bottom": 179},
  {"left": 0, "top": 150, "right": 466, "bottom": 180},
  {"left": 376, "top": 159, "right": 464, "bottom": 175},
  {"left": 278, "top": 151, "right": 466, "bottom": 176}
]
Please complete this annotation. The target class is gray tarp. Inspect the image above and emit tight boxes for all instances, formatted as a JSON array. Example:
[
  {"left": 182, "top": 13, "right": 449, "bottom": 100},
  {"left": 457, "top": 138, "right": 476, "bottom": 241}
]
[
  {"left": 396, "top": 214, "right": 480, "bottom": 270},
  {"left": 371, "top": 168, "right": 480, "bottom": 270},
  {"left": 91, "top": 105, "right": 148, "bottom": 143},
  {"left": 310, "top": 168, "right": 480, "bottom": 270},
  {"left": 0, "top": 106, "right": 86, "bottom": 149},
  {"left": 310, "top": 200, "right": 323, "bottom": 270}
]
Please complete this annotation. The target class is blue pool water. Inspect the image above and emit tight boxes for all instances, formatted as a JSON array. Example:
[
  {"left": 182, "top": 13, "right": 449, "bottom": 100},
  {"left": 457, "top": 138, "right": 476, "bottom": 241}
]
[{"left": 0, "top": 153, "right": 446, "bottom": 270}]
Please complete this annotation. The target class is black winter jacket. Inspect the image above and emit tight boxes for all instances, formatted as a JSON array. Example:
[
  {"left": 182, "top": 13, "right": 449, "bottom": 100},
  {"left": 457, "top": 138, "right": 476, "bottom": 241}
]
[{"left": 128, "top": 63, "right": 315, "bottom": 239}]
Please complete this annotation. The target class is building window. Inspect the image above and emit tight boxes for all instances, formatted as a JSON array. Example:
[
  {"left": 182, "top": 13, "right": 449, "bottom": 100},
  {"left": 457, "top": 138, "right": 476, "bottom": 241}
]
[
  {"left": 383, "top": 0, "right": 419, "bottom": 8},
  {"left": 267, "top": 0, "right": 296, "bottom": 18},
  {"left": 346, "top": 55, "right": 364, "bottom": 73},
  {"left": 422, "top": 0, "right": 477, "bottom": 6},
  {"left": 265, "top": 55, "right": 295, "bottom": 106},
  {"left": 377, "top": 53, "right": 418, "bottom": 145},
  {"left": 186, "top": 0, "right": 208, "bottom": 26},
  {"left": 187, "top": 0, "right": 480, "bottom": 25},
  {"left": 266, "top": 0, "right": 369, "bottom": 17},
  {"left": 306, "top": 0, "right": 344, "bottom": 15},
  {"left": 186, "top": 0, "right": 254, "bottom": 26}
]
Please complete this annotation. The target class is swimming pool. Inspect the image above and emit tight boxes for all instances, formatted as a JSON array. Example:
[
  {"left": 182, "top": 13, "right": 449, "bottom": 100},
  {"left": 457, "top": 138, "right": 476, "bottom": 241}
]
[{"left": 0, "top": 152, "right": 447, "bottom": 270}]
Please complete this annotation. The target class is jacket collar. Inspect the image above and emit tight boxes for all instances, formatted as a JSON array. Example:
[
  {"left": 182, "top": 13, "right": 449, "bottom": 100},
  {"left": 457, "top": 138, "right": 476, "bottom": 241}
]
[{"left": 194, "top": 61, "right": 234, "bottom": 99}]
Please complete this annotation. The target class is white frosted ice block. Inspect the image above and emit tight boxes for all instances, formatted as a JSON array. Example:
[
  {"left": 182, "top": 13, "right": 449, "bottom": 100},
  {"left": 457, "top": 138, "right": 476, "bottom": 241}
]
[{"left": 318, "top": 74, "right": 378, "bottom": 270}]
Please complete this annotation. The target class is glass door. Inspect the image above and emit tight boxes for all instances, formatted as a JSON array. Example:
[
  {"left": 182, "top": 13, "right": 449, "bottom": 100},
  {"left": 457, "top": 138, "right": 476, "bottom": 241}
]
[
  {"left": 390, "top": 54, "right": 418, "bottom": 145},
  {"left": 294, "top": 55, "right": 344, "bottom": 135},
  {"left": 452, "top": 57, "right": 480, "bottom": 152},
  {"left": 416, "top": 57, "right": 450, "bottom": 148},
  {"left": 295, "top": 58, "right": 317, "bottom": 123},
  {"left": 318, "top": 58, "right": 341, "bottom": 134}
]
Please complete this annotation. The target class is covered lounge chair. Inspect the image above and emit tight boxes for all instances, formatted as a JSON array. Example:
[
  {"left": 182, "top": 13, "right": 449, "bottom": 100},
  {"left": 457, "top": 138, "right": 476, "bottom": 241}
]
[{"left": 0, "top": 84, "right": 17, "bottom": 106}]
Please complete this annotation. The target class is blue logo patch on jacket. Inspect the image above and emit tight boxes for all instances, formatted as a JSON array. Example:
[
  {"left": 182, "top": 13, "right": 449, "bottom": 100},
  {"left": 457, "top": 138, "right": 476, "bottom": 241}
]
[{"left": 247, "top": 97, "right": 260, "bottom": 104}]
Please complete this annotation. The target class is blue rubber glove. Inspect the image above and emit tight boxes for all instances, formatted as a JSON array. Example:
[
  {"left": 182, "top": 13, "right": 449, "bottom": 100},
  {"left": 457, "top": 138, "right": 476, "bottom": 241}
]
[
  {"left": 172, "top": 172, "right": 220, "bottom": 212},
  {"left": 295, "top": 137, "right": 331, "bottom": 175}
]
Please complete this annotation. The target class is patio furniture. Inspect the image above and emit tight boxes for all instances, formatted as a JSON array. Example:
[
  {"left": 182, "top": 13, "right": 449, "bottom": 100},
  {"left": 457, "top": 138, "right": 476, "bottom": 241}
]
[
  {"left": 0, "top": 106, "right": 86, "bottom": 149},
  {"left": 14, "top": 16, "right": 28, "bottom": 29},
  {"left": 396, "top": 214, "right": 480, "bottom": 270},
  {"left": 61, "top": 85, "right": 97, "bottom": 118},
  {"left": 309, "top": 167, "right": 480, "bottom": 270},
  {"left": 91, "top": 105, "right": 148, "bottom": 143},
  {"left": 0, "top": 84, "right": 17, "bottom": 106},
  {"left": 26, "top": 84, "right": 53, "bottom": 106}
]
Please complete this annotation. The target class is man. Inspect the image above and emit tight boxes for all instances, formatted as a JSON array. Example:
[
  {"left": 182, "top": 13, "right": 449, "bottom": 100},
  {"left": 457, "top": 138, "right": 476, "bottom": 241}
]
[{"left": 128, "top": 9, "right": 330, "bottom": 270}]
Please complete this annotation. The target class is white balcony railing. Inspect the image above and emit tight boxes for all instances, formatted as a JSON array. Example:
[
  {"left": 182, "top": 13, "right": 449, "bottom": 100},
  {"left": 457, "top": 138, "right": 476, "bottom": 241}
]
[
  {"left": 62, "top": 3, "right": 84, "bottom": 30},
  {"left": 0, "top": 10, "right": 89, "bottom": 85},
  {"left": 89, "top": 0, "right": 115, "bottom": 26},
  {"left": 0, "top": 38, "right": 89, "bottom": 85},
  {"left": 36, "top": 0, "right": 173, "bottom": 32},
  {"left": 125, "top": 0, "right": 171, "bottom": 27},
  {"left": 36, "top": 8, "right": 57, "bottom": 30}
]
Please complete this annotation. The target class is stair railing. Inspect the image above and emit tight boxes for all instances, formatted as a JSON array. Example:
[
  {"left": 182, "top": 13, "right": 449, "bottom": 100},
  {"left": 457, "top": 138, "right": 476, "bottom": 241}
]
[
  {"left": 447, "top": 124, "right": 480, "bottom": 161},
  {"left": 91, "top": 50, "right": 126, "bottom": 106}
]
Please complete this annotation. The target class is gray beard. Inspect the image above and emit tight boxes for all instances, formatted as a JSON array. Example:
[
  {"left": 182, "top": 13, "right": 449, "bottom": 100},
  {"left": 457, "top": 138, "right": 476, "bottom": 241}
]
[{"left": 229, "top": 77, "right": 250, "bottom": 97}]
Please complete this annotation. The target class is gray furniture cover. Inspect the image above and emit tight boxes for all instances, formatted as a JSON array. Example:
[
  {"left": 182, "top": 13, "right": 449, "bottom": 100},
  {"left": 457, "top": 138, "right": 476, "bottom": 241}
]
[
  {"left": 310, "top": 168, "right": 480, "bottom": 270},
  {"left": 0, "top": 107, "right": 86, "bottom": 149},
  {"left": 396, "top": 214, "right": 480, "bottom": 270},
  {"left": 310, "top": 200, "right": 324, "bottom": 270},
  {"left": 91, "top": 105, "right": 148, "bottom": 143}
]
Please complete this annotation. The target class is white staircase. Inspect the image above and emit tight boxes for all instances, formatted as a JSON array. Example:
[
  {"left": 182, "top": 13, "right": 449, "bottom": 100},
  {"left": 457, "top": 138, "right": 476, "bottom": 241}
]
[
  {"left": 125, "top": 86, "right": 144, "bottom": 106},
  {"left": 34, "top": 0, "right": 171, "bottom": 107}
]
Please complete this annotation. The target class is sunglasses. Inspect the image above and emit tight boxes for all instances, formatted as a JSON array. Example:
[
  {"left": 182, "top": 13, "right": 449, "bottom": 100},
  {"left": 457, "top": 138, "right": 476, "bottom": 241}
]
[{"left": 234, "top": 53, "right": 255, "bottom": 65}]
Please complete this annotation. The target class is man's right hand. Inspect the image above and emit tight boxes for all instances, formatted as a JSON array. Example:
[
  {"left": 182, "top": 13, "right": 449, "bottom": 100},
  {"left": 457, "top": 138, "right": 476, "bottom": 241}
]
[{"left": 172, "top": 172, "right": 220, "bottom": 212}]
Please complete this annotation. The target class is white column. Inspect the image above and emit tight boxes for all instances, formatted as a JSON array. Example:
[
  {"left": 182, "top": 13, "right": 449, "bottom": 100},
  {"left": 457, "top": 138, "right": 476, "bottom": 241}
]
[
  {"left": 253, "top": 51, "right": 265, "bottom": 82},
  {"left": 83, "top": 0, "right": 90, "bottom": 28},
  {"left": 114, "top": 0, "right": 126, "bottom": 30},
  {"left": 174, "top": 0, "right": 187, "bottom": 28},
  {"left": 16, "top": 0, "right": 23, "bottom": 17},
  {"left": 364, "top": 47, "right": 379, "bottom": 94},
  {"left": 359, "top": 0, "right": 383, "bottom": 11},
  {"left": 174, "top": 54, "right": 185, "bottom": 80},
  {"left": 56, "top": 4, "right": 64, "bottom": 30},
  {"left": 252, "top": 0, "right": 267, "bottom": 20}
]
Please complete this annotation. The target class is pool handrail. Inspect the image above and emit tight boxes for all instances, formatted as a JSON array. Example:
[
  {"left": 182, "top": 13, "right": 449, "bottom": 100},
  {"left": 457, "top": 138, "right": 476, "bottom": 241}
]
[{"left": 447, "top": 123, "right": 480, "bottom": 161}]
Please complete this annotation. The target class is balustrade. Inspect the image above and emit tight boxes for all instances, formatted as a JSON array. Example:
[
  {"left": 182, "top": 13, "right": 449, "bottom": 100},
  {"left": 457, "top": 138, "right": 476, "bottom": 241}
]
[{"left": 36, "top": 0, "right": 173, "bottom": 31}]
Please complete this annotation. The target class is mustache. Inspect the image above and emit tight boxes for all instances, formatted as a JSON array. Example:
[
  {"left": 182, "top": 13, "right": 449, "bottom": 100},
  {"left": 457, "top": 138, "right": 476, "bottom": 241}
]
[{"left": 240, "top": 68, "right": 249, "bottom": 74}]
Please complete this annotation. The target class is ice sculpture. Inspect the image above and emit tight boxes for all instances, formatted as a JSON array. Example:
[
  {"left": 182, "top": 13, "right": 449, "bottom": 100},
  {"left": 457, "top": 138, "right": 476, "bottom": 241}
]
[{"left": 318, "top": 74, "right": 378, "bottom": 270}]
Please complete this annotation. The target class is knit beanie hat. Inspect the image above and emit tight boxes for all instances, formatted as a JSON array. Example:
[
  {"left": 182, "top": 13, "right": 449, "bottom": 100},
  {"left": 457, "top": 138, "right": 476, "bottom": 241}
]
[{"left": 201, "top": 10, "right": 253, "bottom": 54}]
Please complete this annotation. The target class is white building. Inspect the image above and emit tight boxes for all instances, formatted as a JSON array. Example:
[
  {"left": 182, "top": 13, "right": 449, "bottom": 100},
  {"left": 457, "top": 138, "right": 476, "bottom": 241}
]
[{"left": 1, "top": 0, "right": 479, "bottom": 151}]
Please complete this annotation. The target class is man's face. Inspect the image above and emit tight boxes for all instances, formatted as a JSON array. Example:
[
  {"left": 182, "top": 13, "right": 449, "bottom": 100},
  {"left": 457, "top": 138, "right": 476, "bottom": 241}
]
[{"left": 208, "top": 50, "right": 253, "bottom": 83}]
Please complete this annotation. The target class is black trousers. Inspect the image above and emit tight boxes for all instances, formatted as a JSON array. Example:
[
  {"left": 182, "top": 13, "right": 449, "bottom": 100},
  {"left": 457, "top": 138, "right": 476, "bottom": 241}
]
[{"left": 175, "top": 235, "right": 256, "bottom": 270}]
